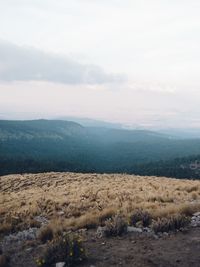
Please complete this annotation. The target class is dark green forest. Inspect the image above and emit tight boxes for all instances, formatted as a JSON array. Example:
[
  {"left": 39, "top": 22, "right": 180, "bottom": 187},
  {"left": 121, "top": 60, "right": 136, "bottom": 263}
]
[{"left": 0, "top": 119, "right": 200, "bottom": 179}]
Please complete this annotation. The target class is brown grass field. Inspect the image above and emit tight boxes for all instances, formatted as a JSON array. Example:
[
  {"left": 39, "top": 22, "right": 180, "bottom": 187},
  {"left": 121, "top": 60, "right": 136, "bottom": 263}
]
[{"left": 1, "top": 172, "right": 200, "bottom": 234}]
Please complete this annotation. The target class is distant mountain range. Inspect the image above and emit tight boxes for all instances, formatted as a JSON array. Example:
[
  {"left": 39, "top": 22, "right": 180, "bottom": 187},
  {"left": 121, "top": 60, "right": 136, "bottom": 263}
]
[{"left": 0, "top": 119, "right": 200, "bottom": 178}]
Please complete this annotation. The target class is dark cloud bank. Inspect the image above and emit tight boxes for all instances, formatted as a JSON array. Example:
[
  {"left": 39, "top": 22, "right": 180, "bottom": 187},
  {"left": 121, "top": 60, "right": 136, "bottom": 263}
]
[{"left": 0, "top": 41, "right": 125, "bottom": 84}]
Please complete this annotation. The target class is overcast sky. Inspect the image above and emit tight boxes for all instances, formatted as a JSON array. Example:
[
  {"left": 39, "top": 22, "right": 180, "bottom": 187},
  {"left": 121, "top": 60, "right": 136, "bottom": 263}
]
[{"left": 0, "top": 0, "right": 200, "bottom": 128}]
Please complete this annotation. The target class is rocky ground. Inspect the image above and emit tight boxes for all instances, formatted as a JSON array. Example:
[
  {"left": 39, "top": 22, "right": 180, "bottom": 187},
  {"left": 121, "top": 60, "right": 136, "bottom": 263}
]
[{"left": 1, "top": 213, "right": 200, "bottom": 267}]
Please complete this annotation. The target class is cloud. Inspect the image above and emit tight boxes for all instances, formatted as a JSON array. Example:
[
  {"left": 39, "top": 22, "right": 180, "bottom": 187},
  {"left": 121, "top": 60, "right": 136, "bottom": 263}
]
[{"left": 0, "top": 41, "right": 125, "bottom": 84}]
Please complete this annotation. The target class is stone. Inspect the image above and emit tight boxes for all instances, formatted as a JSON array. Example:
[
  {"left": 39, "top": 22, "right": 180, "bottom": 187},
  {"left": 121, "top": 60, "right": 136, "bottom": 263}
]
[
  {"left": 143, "top": 227, "right": 152, "bottom": 233},
  {"left": 163, "top": 232, "right": 169, "bottom": 237},
  {"left": 193, "top": 212, "right": 200, "bottom": 217},
  {"left": 191, "top": 213, "right": 200, "bottom": 227},
  {"left": 2, "top": 227, "right": 38, "bottom": 249},
  {"left": 56, "top": 263, "right": 65, "bottom": 267},
  {"left": 96, "top": 226, "right": 106, "bottom": 238},
  {"left": 26, "top": 247, "right": 33, "bottom": 252},
  {"left": 34, "top": 216, "right": 49, "bottom": 225},
  {"left": 127, "top": 226, "right": 143, "bottom": 233}
]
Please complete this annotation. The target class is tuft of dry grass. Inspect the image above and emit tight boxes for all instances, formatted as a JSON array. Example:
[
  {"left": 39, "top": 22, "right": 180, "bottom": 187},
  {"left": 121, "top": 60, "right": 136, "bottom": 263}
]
[
  {"left": 38, "top": 226, "right": 54, "bottom": 244},
  {"left": 103, "top": 214, "right": 127, "bottom": 237},
  {"left": 129, "top": 209, "right": 152, "bottom": 227},
  {"left": 152, "top": 214, "right": 190, "bottom": 233},
  {"left": 0, "top": 172, "right": 200, "bottom": 234}
]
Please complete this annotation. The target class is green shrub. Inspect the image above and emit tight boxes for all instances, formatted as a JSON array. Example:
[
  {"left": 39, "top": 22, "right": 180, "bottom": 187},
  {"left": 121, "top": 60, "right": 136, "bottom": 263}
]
[
  {"left": 152, "top": 214, "right": 190, "bottom": 233},
  {"left": 36, "top": 234, "right": 86, "bottom": 267},
  {"left": 130, "top": 210, "right": 152, "bottom": 227}
]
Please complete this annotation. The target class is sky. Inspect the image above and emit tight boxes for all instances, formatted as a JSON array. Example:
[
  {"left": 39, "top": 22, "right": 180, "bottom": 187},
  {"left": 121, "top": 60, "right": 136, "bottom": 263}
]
[{"left": 0, "top": 0, "right": 200, "bottom": 128}]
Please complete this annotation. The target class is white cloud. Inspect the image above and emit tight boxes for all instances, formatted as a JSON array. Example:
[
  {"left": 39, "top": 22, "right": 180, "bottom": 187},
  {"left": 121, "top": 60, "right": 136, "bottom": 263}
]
[
  {"left": 0, "top": 41, "right": 125, "bottom": 84},
  {"left": 0, "top": 1, "right": 200, "bottom": 127}
]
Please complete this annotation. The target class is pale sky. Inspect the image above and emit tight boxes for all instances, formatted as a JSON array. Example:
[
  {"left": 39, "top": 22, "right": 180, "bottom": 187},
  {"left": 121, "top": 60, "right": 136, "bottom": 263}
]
[{"left": 0, "top": 0, "right": 200, "bottom": 128}]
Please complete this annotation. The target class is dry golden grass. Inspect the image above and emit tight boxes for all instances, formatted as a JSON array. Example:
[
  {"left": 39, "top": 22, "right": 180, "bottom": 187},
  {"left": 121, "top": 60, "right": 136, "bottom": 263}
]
[{"left": 1, "top": 172, "right": 200, "bottom": 234}]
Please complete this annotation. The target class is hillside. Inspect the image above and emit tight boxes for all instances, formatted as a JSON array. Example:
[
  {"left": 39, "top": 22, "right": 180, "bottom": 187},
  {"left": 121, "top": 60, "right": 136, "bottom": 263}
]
[
  {"left": 1, "top": 119, "right": 200, "bottom": 178},
  {"left": 1, "top": 172, "right": 200, "bottom": 228},
  {"left": 0, "top": 119, "right": 85, "bottom": 140},
  {"left": 1, "top": 172, "right": 200, "bottom": 267}
]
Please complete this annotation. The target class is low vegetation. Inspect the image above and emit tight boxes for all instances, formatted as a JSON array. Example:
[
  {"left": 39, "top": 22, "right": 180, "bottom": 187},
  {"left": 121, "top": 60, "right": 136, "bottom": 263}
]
[
  {"left": 152, "top": 214, "right": 190, "bottom": 233},
  {"left": 103, "top": 214, "right": 127, "bottom": 237},
  {"left": 129, "top": 209, "right": 152, "bottom": 227},
  {"left": 36, "top": 234, "right": 86, "bottom": 267}
]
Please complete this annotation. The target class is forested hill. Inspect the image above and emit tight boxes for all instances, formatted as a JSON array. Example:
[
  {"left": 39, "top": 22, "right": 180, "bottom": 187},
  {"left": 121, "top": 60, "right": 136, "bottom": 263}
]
[
  {"left": 0, "top": 119, "right": 85, "bottom": 140},
  {"left": 0, "top": 119, "right": 200, "bottom": 179}
]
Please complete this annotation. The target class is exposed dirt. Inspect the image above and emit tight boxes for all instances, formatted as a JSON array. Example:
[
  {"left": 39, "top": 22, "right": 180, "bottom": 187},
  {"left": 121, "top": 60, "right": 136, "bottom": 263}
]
[
  {"left": 3, "top": 227, "right": 200, "bottom": 267},
  {"left": 83, "top": 228, "right": 200, "bottom": 267}
]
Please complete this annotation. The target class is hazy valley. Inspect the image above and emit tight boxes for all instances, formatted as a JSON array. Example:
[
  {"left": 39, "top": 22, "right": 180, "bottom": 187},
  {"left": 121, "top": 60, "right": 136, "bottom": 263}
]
[{"left": 1, "top": 119, "right": 200, "bottom": 179}]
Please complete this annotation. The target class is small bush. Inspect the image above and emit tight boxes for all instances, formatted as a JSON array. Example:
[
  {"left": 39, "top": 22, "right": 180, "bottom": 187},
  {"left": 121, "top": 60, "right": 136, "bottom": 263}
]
[
  {"left": 104, "top": 214, "right": 127, "bottom": 237},
  {"left": 0, "top": 223, "right": 12, "bottom": 235},
  {"left": 36, "top": 234, "right": 86, "bottom": 267},
  {"left": 152, "top": 214, "right": 190, "bottom": 233},
  {"left": 130, "top": 210, "right": 152, "bottom": 227},
  {"left": 38, "top": 226, "right": 53, "bottom": 244}
]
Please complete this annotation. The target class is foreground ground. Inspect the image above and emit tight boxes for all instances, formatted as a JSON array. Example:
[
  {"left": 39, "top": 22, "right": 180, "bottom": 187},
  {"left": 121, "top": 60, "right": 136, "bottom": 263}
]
[
  {"left": 2, "top": 227, "right": 200, "bottom": 267},
  {"left": 84, "top": 227, "right": 200, "bottom": 267},
  {"left": 1, "top": 172, "right": 200, "bottom": 266}
]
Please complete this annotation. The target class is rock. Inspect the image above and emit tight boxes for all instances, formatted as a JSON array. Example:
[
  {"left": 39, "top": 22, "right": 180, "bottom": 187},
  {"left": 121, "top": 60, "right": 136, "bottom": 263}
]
[
  {"left": 193, "top": 212, "right": 200, "bottom": 217},
  {"left": 143, "top": 227, "right": 152, "bottom": 233},
  {"left": 157, "top": 232, "right": 164, "bottom": 238},
  {"left": 56, "top": 263, "right": 65, "bottom": 267},
  {"left": 127, "top": 226, "right": 143, "bottom": 233},
  {"left": 163, "top": 232, "right": 169, "bottom": 237},
  {"left": 26, "top": 247, "right": 33, "bottom": 252},
  {"left": 191, "top": 212, "right": 200, "bottom": 227},
  {"left": 34, "top": 216, "right": 49, "bottom": 225},
  {"left": 153, "top": 234, "right": 159, "bottom": 240},
  {"left": 2, "top": 227, "right": 38, "bottom": 250},
  {"left": 96, "top": 226, "right": 106, "bottom": 238}
]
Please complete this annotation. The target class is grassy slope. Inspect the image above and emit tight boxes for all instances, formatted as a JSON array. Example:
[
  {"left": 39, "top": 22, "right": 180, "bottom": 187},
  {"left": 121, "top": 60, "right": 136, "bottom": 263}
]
[{"left": 1, "top": 172, "right": 200, "bottom": 233}]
